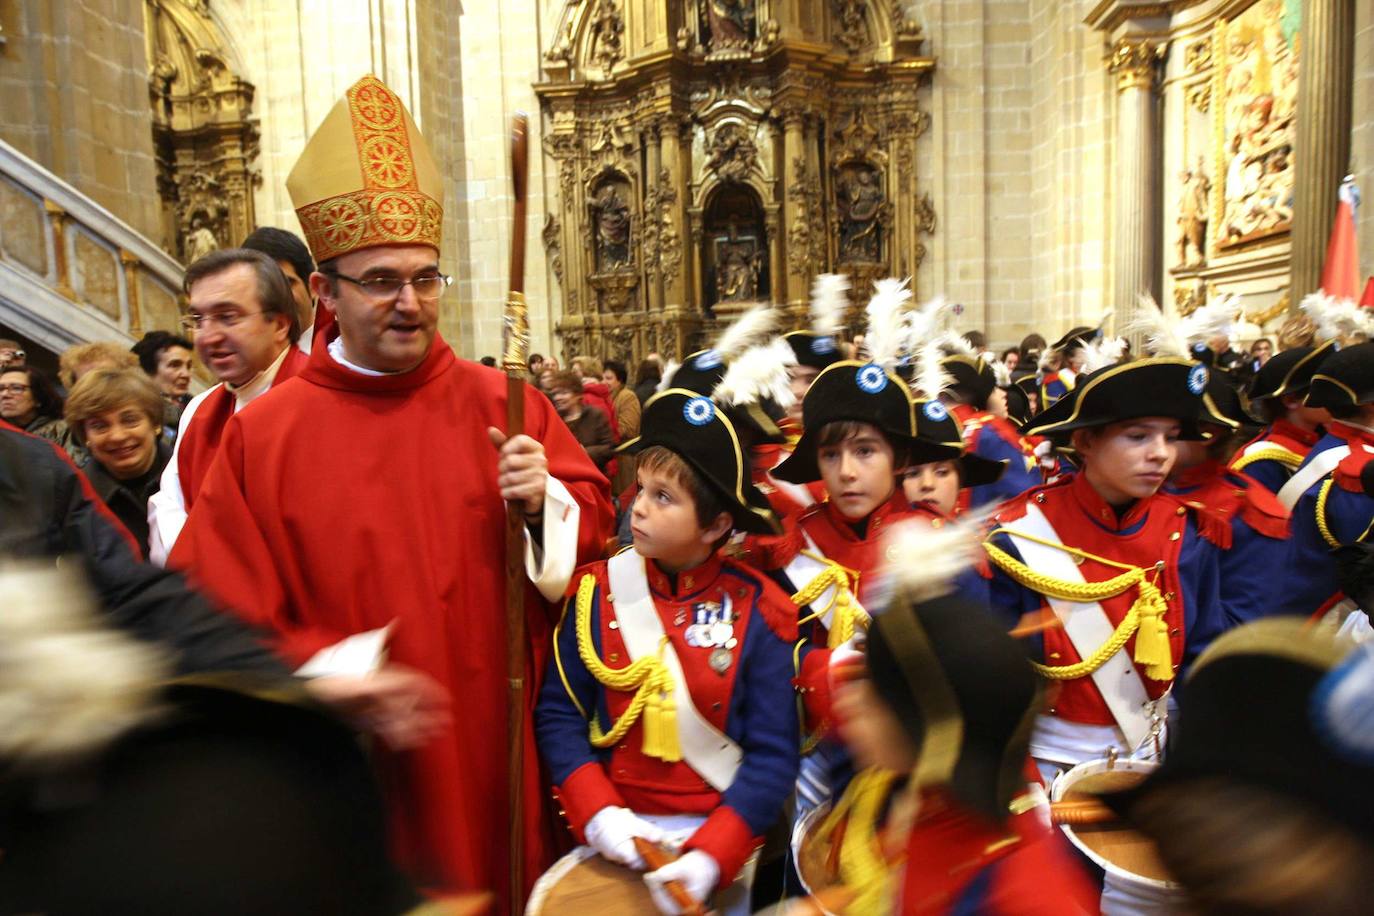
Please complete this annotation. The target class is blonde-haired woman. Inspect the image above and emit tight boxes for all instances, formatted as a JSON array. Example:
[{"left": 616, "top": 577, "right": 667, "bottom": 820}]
[{"left": 65, "top": 368, "right": 169, "bottom": 556}]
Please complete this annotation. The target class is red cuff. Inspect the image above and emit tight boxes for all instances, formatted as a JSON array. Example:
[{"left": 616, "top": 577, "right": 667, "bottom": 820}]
[
  {"left": 554, "top": 762, "right": 627, "bottom": 840},
  {"left": 682, "top": 806, "right": 759, "bottom": 890},
  {"left": 797, "top": 648, "right": 833, "bottom": 736}
]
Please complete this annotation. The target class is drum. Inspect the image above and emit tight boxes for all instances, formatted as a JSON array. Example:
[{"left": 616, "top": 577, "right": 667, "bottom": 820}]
[
  {"left": 1050, "top": 757, "right": 1181, "bottom": 911},
  {"left": 525, "top": 845, "right": 758, "bottom": 916},
  {"left": 791, "top": 802, "right": 836, "bottom": 902},
  {"left": 525, "top": 848, "right": 656, "bottom": 915}
]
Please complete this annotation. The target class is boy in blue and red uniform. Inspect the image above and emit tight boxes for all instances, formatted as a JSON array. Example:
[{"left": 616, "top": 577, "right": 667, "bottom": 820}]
[
  {"left": 1166, "top": 372, "right": 1291, "bottom": 626},
  {"left": 1275, "top": 342, "right": 1374, "bottom": 620},
  {"left": 939, "top": 353, "right": 1041, "bottom": 509},
  {"left": 535, "top": 389, "right": 800, "bottom": 914},
  {"left": 1230, "top": 340, "right": 1336, "bottom": 493}
]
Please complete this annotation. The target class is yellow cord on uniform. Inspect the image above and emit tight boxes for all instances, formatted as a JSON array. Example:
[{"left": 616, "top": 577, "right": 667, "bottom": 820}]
[
  {"left": 1230, "top": 445, "right": 1303, "bottom": 474},
  {"left": 811, "top": 769, "right": 903, "bottom": 915},
  {"left": 792, "top": 553, "right": 868, "bottom": 647},
  {"left": 573, "top": 573, "right": 681, "bottom": 762},
  {"left": 1315, "top": 478, "right": 1342, "bottom": 549},
  {"left": 985, "top": 530, "right": 1174, "bottom": 681}
]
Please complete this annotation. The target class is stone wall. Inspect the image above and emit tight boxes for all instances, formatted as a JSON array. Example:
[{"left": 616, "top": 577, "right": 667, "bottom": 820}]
[
  {"left": 1354, "top": 1, "right": 1373, "bottom": 286},
  {"left": 0, "top": 0, "right": 162, "bottom": 241},
  {"left": 916, "top": 0, "right": 1112, "bottom": 351}
]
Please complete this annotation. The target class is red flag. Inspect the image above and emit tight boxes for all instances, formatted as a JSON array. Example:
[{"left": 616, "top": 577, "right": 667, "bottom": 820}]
[
  {"left": 1319, "top": 178, "right": 1361, "bottom": 301},
  {"left": 1361, "top": 276, "right": 1374, "bottom": 309}
]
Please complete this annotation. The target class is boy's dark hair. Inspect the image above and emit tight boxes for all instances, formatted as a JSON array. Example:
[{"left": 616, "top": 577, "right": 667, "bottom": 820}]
[
  {"left": 815, "top": 420, "right": 910, "bottom": 467},
  {"left": 479, "top": 356, "right": 497, "bottom": 368},
  {"left": 604, "top": 360, "right": 628, "bottom": 385},
  {"left": 241, "top": 226, "right": 316, "bottom": 287},
  {"left": 636, "top": 445, "right": 730, "bottom": 533},
  {"left": 131, "top": 330, "right": 193, "bottom": 376}
]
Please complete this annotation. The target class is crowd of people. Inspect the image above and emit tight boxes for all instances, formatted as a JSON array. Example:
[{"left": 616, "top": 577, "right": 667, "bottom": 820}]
[{"left": 1, "top": 73, "right": 1373, "bottom": 916}]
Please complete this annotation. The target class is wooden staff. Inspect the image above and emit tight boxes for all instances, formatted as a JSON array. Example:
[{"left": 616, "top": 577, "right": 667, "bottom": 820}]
[
  {"left": 633, "top": 838, "right": 706, "bottom": 916},
  {"left": 503, "top": 111, "right": 531, "bottom": 915}
]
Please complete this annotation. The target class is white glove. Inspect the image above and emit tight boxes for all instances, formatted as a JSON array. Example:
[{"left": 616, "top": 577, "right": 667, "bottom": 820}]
[
  {"left": 584, "top": 806, "right": 667, "bottom": 869},
  {"left": 644, "top": 849, "right": 720, "bottom": 915}
]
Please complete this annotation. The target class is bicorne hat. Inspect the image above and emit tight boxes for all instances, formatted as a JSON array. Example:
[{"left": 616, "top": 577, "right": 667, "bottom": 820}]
[
  {"left": 1022, "top": 357, "right": 1209, "bottom": 441},
  {"left": 1246, "top": 341, "right": 1337, "bottom": 403},
  {"left": 911, "top": 398, "right": 1007, "bottom": 487},
  {"left": 667, "top": 348, "right": 787, "bottom": 445},
  {"left": 1306, "top": 341, "right": 1374, "bottom": 410},
  {"left": 784, "top": 330, "right": 844, "bottom": 371},
  {"left": 940, "top": 355, "right": 997, "bottom": 408}
]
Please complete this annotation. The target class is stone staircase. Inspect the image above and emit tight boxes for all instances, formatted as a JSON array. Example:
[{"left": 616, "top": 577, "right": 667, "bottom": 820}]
[{"left": 0, "top": 138, "right": 184, "bottom": 357}]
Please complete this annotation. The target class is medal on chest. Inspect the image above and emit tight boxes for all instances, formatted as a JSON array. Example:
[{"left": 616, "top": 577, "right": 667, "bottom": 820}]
[{"left": 681, "top": 597, "right": 737, "bottom": 674}]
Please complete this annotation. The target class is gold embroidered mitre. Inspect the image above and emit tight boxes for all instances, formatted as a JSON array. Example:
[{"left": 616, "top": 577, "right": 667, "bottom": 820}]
[{"left": 287, "top": 75, "right": 443, "bottom": 263}]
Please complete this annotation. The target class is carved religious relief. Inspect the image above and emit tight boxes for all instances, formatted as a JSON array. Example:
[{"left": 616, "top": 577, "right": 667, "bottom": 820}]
[
  {"left": 590, "top": 0, "right": 625, "bottom": 69},
  {"left": 643, "top": 170, "right": 683, "bottom": 285},
  {"left": 832, "top": 0, "right": 870, "bottom": 53},
  {"left": 1214, "top": 0, "right": 1298, "bottom": 251},
  {"left": 704, "top": 0, "right": 756, "bottom": 52},
  {"left": 787, "top": 156, "right": 825, "bottom": 279},
  {"left": 1176, "top": 159, "right": 1211, "bottom": 266},
  {"left": 145, "top": 0, "right": 260, "bottom": 263},
  {"left": 704, "top": 122, "right": 759, "bottom": 183},
  {"left": 590, "top": 179, "right": 633, "bottom": 272},
  {"left": 835, "top": 163, "right": 886, "bottom": 263}
]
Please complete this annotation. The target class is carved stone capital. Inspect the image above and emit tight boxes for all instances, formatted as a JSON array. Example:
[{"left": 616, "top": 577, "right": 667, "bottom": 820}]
[{"left": 1109, "top": 38, "right": 1166, "bottom": 93}]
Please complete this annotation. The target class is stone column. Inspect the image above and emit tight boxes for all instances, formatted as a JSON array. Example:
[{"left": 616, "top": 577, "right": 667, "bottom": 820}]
[
  {"left": 1290, "top": 0, "right": 1356, "bottom": 300},
  {"left": 780, "top": 103, "right": 809, "bottom": 312},
  {"left": 1108, "top": 38, "right": 1166, "bottom": 327}
]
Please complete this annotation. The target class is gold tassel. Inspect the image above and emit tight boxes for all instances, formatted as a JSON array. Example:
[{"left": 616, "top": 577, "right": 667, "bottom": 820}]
[
  {"left": 643, "top": 685, "right": 663, "bottom": 759},
  {"left": 1130, "top": 582, "right": 1174, "bottom": 681},
  {"left": 657, "top": 680, "right": 682, "bottom": 763}
]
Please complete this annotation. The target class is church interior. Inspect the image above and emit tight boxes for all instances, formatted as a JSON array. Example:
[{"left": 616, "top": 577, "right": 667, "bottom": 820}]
[{"left": 1, "top": 0, "right": 1371, "bottom": 372}]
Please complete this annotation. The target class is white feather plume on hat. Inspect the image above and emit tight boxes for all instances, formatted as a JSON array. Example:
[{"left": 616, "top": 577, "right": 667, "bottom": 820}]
[
  {"left": 713, "top": 337, "right": 798, "bottom": 411},
  {"left": 865, "top": 278, "right": 915, "bottom": 371},
  {"left": 656, "top": 359, "right": 681, "bottom": 393},
  {"left": 1300, "top": 291, "right": 1374, "bottom": 343},
  {"left": 901, "top": 296, "right": 957, "bottom": 398},
  {"left": 871, "top": 510, "right": 992, "bottom": 608},
  {"left": 713, "top": 304, "right": 780, "bottom": 362},
  {"left": 1125, "top": 294, "right": 1238, "bottom": 358},
  {"left": 0, "top": 562, "right": 170, "bottom": 765},
  {"left": 1077, "top": 334, "right": 1128, "bottom": 374},
  {"left": 809, "top": 273, "right": 851, "bottom": 338}
]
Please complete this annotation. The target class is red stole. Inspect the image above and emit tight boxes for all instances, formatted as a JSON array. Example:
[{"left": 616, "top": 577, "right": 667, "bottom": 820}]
[
  {"left": 176, "top": 345, "right": 309, "bottom": 510},
  {"left": 1000, "top": 475, "right": 1188, "bottom": 725}
]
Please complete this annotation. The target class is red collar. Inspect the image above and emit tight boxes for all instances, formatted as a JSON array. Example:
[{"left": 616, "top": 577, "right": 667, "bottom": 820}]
[
  {"left": 1329, "top": 420, "right": 1374, "bottom": 449},
  {"left": 1271, "top": 418, "right": 1321, "bottom": 449},
  {"left": 1170, "top": 458, "right": 1223, "bottom": 490},
  {"left": 818, "top": 487, "right": 909, "bottom": 542},
  {"left": 645, "top": 552, "right": 725, "bottom": 601},
  {"left": 302, "top": 333, "right": 456, "bottom": 393},
  {"left": 1069, "top": 470, "right": 1151, "bottom": 531}
]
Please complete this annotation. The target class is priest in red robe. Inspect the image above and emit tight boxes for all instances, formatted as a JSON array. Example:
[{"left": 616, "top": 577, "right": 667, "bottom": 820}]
[{"left": 169, "top": 75, "right": 615, "bottom": 909}]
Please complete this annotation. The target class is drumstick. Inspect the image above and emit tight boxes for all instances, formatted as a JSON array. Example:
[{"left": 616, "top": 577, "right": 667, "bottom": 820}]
[
  {"left": 1050, "top": 799, "right": 1117, "bottom": 826},
  {"left": 633, "top": 837, "right": 706, "bottom": 916},
  {"left": 1010, "top": 609, "right": 1064, "bottom": 638}
]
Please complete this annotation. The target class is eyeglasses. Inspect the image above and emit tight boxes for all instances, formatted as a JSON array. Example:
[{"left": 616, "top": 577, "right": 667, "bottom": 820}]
[
  {"left": 181, "top": 310, "right": 269, "bottom": 332},
  {"left": 0, "top": 383, "right": 32, "bottom": 394},
  {"left": 329, "top": 271, "right": 452, "bottom": 302}
]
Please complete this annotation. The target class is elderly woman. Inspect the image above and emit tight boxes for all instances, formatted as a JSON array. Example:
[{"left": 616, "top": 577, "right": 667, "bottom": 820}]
[
  {"left": 0, "top": 365, "right": 71, "bottom": 448},
  {"left": 64, "top": 368, "right": 170, "bottom": 555}
]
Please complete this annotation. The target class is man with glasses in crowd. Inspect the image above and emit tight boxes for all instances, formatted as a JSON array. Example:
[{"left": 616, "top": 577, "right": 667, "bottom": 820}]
[
  {"left": 165, "top": 75, "right": 614, "bottom": 909},
  {"left": 147, "top": 248, "right": 309, "bottom": 564}
]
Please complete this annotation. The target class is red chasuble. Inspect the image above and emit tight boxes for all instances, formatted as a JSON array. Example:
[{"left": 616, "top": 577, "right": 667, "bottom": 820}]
[
  {"left": 169, "top": 336, "right": 614, "bottom": 906},
  {"left": 175, "top": 344, "right": 310, "bottom": 510}
]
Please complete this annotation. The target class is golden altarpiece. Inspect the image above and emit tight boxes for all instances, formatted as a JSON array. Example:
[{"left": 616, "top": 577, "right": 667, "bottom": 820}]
[{"left": 536, "top": 0, "right": 937, "bottom": 364}]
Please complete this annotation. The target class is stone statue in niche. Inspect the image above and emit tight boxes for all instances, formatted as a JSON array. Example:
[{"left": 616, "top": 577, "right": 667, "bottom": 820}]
[
  {"left": 716, "top": 235, "right": 760, "bottom": 302},
  {"left": 183, "top": 214, "right": 220, "bottom": 263},
  {"left": 836, "top": 165, "right": 884, "bottom": 263},
  {"left": 1176, "top": 158, "right": 1211, "bottom": 266},
  {"left": 591, "top": 183, "right": 631, "bottom": 270},
  {"left": 706, "top": 0, "right": 755, "bottom": 50}
]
